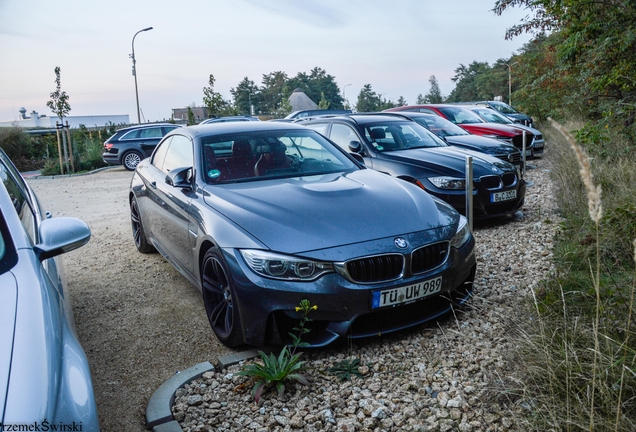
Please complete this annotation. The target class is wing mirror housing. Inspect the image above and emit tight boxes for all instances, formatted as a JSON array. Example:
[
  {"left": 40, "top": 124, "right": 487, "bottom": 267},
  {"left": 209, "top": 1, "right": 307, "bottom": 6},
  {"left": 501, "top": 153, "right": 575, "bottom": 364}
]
[
  {"left": 348, "top": 140, "right": 362, "bottom": 153},
  {"left": 34, "top": 217, "right": 91, "bottom": 261},
  {"left": 165, "top": 167, "right": 193, "bottom": 190}
]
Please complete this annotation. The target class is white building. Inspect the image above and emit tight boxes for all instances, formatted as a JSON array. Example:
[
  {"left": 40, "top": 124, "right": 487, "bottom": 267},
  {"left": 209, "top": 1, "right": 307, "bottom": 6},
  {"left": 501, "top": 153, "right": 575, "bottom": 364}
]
[{"left": 0, "top": 108, "right": 129, "bottom": 129}]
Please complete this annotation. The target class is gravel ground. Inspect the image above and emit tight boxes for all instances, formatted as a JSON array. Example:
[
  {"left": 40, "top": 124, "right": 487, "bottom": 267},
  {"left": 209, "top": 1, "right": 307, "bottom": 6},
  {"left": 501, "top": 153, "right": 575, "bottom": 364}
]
[
  {"left": 171, "top": 155, "right": 559, "bottom": 432},
  {"left": 27, "top": 153, "right": 558, "bottom": 432}
]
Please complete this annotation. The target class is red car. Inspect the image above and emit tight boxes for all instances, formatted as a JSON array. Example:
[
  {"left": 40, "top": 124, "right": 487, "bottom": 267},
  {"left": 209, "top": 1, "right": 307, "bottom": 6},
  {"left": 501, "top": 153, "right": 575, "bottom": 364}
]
[{"left": 385, "top": 104, "right": 534, "bottom": 157}]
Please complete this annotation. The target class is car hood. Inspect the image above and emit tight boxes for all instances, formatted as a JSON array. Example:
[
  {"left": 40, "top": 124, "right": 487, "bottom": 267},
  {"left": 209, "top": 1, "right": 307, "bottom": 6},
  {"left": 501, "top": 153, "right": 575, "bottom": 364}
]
[
  {"left": 0, "top": 272, "right": 18, "bottom": 422},
  {"left": 379, "top": 146, "right": 514, "bottom": 178},
  {"left": 443, "top": 135, "right": 518, "bottom": 155},
  {"left": 202, "top": 169, "right": 457, "bottom": 253},
  {"left": 505, "top": 123, "right": 542, "bottom": 136}
]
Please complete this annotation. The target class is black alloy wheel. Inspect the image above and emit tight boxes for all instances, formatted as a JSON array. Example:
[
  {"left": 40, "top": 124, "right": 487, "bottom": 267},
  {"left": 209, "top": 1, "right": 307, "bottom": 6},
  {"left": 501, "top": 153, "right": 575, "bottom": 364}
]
[
  {"left": 122, "top": 151, "right": 143, "bottom": 171},
  {"left": 130, "top": 196, "right": 155, "bottom": 253},
  {"left": 202, "top": 248, "right": 244, "bottom": 347}
]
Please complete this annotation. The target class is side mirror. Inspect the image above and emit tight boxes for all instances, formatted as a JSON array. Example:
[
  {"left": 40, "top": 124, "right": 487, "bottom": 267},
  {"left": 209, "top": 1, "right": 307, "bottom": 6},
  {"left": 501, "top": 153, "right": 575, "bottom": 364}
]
[
  {"left": 350, "top": 153, "right": 365, "bottom": 165},
  {"left": 34, "top": 217, "right": 91, "bottom": 261},
  {"left": 348, "top": 140, "right": 362, "bottom": 153},
  {"left": 165, "top": 167, "right": 193, "bottom": 190}
]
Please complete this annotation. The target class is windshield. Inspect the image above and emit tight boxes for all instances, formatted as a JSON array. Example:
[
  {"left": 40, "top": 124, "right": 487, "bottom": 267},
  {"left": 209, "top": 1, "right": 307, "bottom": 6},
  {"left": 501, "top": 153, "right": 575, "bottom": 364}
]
[
  {"left": 437, "top": 107, "right": 485, "bottom": 125},
  {"left": 363, "top": 121, "right": 447, "bottom": 152},
  {"left": 473, "top": 108, "right": 513, "bottom": 125},
  {"left": 410, "top": 115, "right": 469, "bottom": 138},
  {"left": 491, "top": 102, "right": 518, "bottom": 114},
  {"left": 201, "top": 129, "right": 358, "bottom": 183}
]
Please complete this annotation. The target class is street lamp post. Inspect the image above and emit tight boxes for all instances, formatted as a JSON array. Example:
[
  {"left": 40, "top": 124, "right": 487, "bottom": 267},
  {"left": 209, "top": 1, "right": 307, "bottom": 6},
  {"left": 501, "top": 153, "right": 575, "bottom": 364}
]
[
  {"left": 505, "top": 62, "right": 518, "bottom": 106},
  {"left": 131, "top": 27, "right": 153, "bottom": 124},
  {"left": 342, "top": 83, "right": 352, "bottom": 107}
]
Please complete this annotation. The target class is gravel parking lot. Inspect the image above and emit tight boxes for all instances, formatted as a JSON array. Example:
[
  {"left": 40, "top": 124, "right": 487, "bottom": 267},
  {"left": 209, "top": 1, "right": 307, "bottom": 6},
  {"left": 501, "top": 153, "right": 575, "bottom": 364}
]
[{"left": 27, "top": 154, "right": 557, "bottom": 431}]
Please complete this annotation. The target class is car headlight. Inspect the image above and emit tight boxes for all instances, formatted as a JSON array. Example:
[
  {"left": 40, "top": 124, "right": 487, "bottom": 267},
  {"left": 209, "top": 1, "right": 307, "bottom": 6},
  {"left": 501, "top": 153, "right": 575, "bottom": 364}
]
[
  {"left": 240, "top": 250, "right": 334, "bottom": 281},
  {"left": 450, "top": 215, "right": 471, "bottom": 249},
  {"left": 429, "top": 176, "right": 466, "bottom": 189}
]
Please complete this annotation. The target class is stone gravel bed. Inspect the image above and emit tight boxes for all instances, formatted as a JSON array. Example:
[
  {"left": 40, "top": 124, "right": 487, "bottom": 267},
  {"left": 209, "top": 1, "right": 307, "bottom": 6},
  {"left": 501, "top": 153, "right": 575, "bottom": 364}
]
[{"left": 172, "top": 155, "right": 559, "bottom": 432}]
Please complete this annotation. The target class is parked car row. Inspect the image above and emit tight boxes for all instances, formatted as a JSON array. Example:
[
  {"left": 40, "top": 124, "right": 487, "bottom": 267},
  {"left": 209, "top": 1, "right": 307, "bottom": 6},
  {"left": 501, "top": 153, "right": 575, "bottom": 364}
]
[
  {"left": 385, "top": 104, "right": 542, "bottom": 158},
  {"left": 297, "top": 113, "right": 525, "bottom": 219}
]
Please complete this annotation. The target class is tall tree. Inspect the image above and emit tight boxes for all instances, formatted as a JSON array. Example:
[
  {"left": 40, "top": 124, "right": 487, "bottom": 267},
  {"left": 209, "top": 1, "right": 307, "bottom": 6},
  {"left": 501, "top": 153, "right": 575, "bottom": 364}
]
[
  {"left": 203, "top": 74, "right": 234, "bottom": 117},
  {"left": 46, "top": 66, "right": 72, "bottom": 174},
  {"left": 47, "top": 66, "right": 71, "bottom": 120},
  {"left": 494, "top": 0, "right": 636, "bottom": 133},
  {"left": 260, "top": 71, "right": 289, "bottom": 114},
  {"left": 231, "top": 77, "right": 260, "bottom": 115},
  {"left": 354, "top": 84, "right": 397, "bottom": 112},
  {"left": 355, "top": 84, "right": 381, "bottom": 112},
  {"left": 446, "top": 62, "right": 492, "bottom": 102},
  {"left": 422, "top": 75, "right": 445, "bottom": 103}
]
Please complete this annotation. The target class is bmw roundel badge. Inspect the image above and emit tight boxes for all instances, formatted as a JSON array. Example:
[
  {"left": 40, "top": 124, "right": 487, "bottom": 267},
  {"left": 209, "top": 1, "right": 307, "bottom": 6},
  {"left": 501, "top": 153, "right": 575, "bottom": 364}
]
[{"left": 394, "top": 237, "right": 408, "bottom": 249}]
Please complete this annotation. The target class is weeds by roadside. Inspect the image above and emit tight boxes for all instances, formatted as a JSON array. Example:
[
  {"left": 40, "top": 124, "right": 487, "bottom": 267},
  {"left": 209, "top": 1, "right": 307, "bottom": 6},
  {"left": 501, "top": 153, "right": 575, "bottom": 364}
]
[{"left": 509, "top": 119, "right": 636, "bottom": 431}]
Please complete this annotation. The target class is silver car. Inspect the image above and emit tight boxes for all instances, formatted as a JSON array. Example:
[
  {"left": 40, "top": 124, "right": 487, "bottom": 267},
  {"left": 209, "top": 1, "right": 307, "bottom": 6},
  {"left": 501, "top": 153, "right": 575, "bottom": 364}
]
[{"left": 0, "top": 149, "right": 99, "bottom": 430}]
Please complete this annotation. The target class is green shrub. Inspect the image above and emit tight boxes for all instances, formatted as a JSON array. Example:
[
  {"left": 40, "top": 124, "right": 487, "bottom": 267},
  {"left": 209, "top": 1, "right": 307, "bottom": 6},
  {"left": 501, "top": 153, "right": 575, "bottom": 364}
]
[{"left": 0, "top": 127, "right": 47, "bottom": 171}]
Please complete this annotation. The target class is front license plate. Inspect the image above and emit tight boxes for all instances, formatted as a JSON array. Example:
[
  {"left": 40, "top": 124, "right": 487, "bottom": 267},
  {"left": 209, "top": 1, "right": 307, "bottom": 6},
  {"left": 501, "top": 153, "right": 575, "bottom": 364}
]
[
  {"left": 491, "top": 189, "right": 517, "bottom": 203},
  {"left": 372, "top": 276, "right": 442, "bottom": 308}
]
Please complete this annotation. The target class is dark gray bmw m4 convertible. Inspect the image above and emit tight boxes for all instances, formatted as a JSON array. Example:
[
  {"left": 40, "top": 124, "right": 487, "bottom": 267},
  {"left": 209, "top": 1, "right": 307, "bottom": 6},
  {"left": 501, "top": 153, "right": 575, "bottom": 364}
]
[{"left": 129, "top": 121, "right": 476, "bottom": 347}]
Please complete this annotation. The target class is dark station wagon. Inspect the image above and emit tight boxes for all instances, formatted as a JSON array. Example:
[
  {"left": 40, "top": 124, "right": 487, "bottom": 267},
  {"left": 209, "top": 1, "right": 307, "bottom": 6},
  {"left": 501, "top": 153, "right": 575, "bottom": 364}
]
[{"left": 103, "top": 123, "right": 182, "bottom": 170}]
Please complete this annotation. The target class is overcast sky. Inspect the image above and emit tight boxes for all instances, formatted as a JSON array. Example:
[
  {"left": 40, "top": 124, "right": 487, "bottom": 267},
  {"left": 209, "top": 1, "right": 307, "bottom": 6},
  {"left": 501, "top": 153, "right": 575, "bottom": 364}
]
[{"left": 0, "top": 0, "right": 531, "bottom": 123}]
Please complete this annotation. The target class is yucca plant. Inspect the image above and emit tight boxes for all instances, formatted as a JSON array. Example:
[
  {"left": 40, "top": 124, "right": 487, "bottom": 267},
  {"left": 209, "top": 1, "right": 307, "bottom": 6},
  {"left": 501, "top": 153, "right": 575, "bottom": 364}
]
[
  {"left": 237, "top": 346, "right": 309, "bottom": 403},
  {"left": 237, "top": 299, "right": 316, "bottom": 403}
]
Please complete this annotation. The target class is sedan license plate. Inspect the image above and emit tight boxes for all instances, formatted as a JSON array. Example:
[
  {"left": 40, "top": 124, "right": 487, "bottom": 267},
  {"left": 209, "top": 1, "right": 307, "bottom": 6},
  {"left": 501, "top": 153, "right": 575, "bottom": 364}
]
[
  {"left": 491, "top": 189, "right": 517, "bottom": 203},
  {"left": 372, "top": 276, "right": 442, "bottom": 308}
]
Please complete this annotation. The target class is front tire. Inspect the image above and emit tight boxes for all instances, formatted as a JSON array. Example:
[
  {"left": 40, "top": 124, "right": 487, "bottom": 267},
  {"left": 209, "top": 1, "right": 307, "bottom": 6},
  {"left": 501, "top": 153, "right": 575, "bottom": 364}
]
[
  {"left": 130, "top": 196, "right": 155, "bottom": 253},
  {"left": 122, "top": 151, "right": 143, "bottom": 171},
  {"left": 201, "top": 248, "right": 244, "bottom": 347}
]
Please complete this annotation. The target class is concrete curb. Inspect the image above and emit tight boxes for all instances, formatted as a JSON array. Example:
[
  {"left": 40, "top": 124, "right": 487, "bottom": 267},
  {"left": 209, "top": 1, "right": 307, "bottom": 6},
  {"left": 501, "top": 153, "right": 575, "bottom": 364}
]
[
  {"left": 27, "top": 165, "right": 123, "bottom": 180},
  {"left": 146, "top": 362, "right": 214, "bottom": 430},
  {"left": 145, "top": 348, "right": 274, "bottom": 431}
]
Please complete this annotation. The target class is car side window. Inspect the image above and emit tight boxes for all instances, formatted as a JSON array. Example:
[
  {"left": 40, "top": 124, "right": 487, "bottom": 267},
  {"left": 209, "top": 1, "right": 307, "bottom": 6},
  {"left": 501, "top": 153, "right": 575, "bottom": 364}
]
[
  {"left": 163, "top": 126, "right": 180, "bottom": 134},
  {"left": 162, "top": 135, "right": 193, "bottom": 174},
  {"left": 152, "top": 137, "right": 172, "bottom": 171},
  {"left": 141, "top": 127, "right": 163, "bottom": 138},
  {"left": 0, "top": 161, "right": 37, "bottom": 244},
  {"left": 304, "top": 123, "right": 329, "bottom": 137},
  {"left": 329, "top": 124, "right": 360, "bottom": 151},
  {"left": 418, "top": 108, "right": 437, "bottom": 115},
  {"left": 121, "top": 129, "right": 142, "bottom": 140}
]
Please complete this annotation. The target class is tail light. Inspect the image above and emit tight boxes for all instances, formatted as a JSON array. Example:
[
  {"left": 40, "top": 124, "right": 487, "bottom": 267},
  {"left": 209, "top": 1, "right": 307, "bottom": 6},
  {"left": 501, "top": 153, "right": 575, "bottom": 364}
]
[{"left": 104, "top": 143, "right": 113, "bottom": 150}]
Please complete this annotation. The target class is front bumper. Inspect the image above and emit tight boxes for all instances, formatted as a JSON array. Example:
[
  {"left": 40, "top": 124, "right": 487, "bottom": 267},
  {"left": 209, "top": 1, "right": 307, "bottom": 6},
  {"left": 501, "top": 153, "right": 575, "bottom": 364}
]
[
  {"left": 223, "top": 235, "right": 477, "bottom": 347},
  {"left": 426, "top": 179, "right": 526, "bottom": 219}
]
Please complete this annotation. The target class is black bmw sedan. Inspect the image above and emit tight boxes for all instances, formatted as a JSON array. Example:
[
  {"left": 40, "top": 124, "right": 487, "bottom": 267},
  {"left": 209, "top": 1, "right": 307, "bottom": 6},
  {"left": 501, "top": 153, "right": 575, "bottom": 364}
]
[
  {"left": 129, "top": 122, "right": 476, "bottom": 347},
  {"left": 298, "top": 114, "right": 526, "bottom": 219}
]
